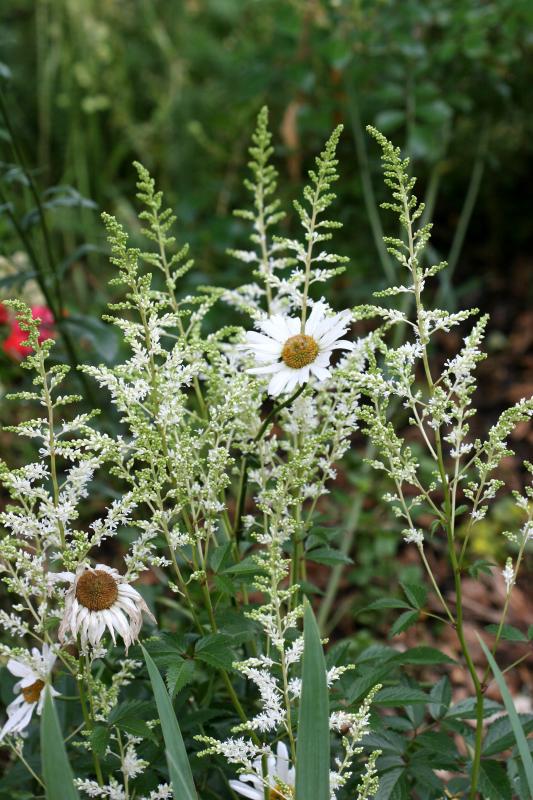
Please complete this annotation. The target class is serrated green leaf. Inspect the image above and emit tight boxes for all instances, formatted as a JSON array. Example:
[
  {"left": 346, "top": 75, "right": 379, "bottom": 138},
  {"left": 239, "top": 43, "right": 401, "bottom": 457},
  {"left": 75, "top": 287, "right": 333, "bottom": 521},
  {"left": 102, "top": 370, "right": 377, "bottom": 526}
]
[
  {"left": 484, "top": 714, "right": 533, "bottom": 756},
  {"left": 195, "top": 633, "right": 234, "bottom": 671},
  {"left": 485, "top": 623, "right": 527, "bottom": 642},
  {"left": 389, "top": 610, "right": 419, "bottom": 637},
  {"left": 223, "top": 556, "right": 263, "bottom": 575},
  {"left": 446, "top": 697, "right": 503, "bottom": 719},
  {"left": 358, "top": 598, "right": 412, "bottom": 614},
  {"left": 393, "top": 646, "right": 455, "bottom": 665},
  {"left": 428, "top": 677, "right": 452, "bottom": 719},
  {"left": 468, "top": 559, "right": 496, "bottom": 578},
  {"left": 295, "top": 601, "right": 330, "bottom": 800},
  {"left": 209, "top": 542, "right": 232, "bottom": 573},
  {"left": 479, "top": 759, "right": 512, "bottom": 800},
  {"left": 166, "top": 659, "right": 195, "bottom": 697},
  {"left": 142, "top": 646, "right": 198, "bottom": 800},
  {"left": 400, "top": 582, "right": 427, "bottom": 609},
  {"left": 374, "top": 767, "right": 406, "bottom": 800},
  {"left": 90, "top": 725, "right": 111, "bottom": 758},
  {"left": 41, "top": 689, "right": 80, "bottom": 800},
  {"left": 415, "top": 731, "right": 458, "bottom": 760},
  {"left": 306, "top": 546, "right": 352, "bottom": 566}
]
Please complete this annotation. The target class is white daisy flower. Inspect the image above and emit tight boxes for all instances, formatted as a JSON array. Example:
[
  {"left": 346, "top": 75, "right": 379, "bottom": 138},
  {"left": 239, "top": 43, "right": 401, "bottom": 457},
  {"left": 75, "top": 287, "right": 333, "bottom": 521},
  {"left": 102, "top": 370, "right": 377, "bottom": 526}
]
[
  {"left": 0, "top": 644, "right": 58, "bottom": 741},
  {"left": 243, "top": 302, "right": 353, "bottom": 396},
  {"left": 229, "top": 741, "right": 295, "bottom": 799},
  {"left": 58, "top": 563, "right": 155, "bottom": 651}
]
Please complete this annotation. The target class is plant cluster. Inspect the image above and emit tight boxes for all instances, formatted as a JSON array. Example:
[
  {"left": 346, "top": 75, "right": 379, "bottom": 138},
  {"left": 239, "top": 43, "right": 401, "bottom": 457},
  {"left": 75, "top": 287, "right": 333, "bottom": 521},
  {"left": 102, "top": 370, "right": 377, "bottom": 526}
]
[{"left": 0, "top": 109, "right": 531, "bottom": 800}]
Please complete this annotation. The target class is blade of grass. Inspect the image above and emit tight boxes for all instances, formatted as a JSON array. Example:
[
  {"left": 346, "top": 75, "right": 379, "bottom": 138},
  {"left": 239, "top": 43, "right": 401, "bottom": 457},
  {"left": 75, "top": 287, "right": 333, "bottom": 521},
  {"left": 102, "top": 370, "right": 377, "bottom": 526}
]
[
  {"left": 295, "top": 601, "right": 330, "bottom": 800},
  {"left": 142, "top": 645, "right": 198, "bottom": 800},
  {"left": 41, "top": 688, "right": 80, "bottom": 800},
  {"left": 478, "top": 636, "right": 533, "bottom": 795}
]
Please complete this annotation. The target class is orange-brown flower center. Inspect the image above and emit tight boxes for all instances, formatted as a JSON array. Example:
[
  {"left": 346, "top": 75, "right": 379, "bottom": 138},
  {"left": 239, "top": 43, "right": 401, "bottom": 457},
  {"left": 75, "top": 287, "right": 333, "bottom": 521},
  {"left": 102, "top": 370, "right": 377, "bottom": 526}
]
[
  {"left": 22, "top": 679, "right": 45, "bottom": 704},
  {"left": 75, "top": 570, "right": 119, "bottom": 611},
  {"left": 281, "top": 334, "right": 319, "bottom": 369}
]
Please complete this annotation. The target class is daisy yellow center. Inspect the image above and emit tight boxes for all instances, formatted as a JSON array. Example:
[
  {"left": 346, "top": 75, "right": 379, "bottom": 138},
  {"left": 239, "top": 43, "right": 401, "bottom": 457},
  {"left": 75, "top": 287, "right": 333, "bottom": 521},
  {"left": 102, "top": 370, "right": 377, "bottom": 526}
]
[
  {"left": 22, "top": 679, "right": 45, "bottom": 704},
  {"left": 281, "top": 334, "right": 319, "bottom": 369},
  {"left": 75, "top": 570, "right": 119, "bottom": 611}
]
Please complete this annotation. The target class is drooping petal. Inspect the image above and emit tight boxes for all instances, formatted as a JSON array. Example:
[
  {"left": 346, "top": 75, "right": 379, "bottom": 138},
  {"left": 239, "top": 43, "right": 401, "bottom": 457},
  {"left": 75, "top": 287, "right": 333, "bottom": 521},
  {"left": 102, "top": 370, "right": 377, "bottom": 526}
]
[
  {"left": 228, "top": 781, "right": 262, "bottom": 800},
  {"left": 6, "top": 659, "right": 32, "bottom": 680},
  {"left": 268, "top": 369, "right": 291, "bottom": 397}
]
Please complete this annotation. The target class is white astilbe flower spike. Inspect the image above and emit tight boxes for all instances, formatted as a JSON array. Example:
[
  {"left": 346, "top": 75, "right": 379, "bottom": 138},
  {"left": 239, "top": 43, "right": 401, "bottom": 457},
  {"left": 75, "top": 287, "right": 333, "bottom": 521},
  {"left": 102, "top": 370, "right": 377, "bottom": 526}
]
[
  {"left": 0, "top": 644, "right": 58, "bottom": 740},
  {"left": 58, "top": 563, "right": 155, "bottom": 651},
  {"left": 242, "top": 302, "right": 353, "bottom": 396},
  {"left": 229, "top": 741, "right": 295, "bottom": 799}
]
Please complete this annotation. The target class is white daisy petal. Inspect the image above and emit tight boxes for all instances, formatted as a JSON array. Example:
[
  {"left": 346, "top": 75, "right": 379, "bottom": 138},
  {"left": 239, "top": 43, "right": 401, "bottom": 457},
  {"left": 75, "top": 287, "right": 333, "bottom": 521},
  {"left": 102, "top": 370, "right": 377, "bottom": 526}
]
[
  {"left": 243, "top": 306, "right": 352, "bottom": 396},
  {"left": 228, "top": 781, "right": 262, "bottom": 800},
  {"left": 7, "top": 659, "right": 33, "bottom": 680},
  {"left": 304, "top": 302, "right": 327, "bottom": 336},
  {"left": 257, "top": 316, "right": 291, "bottom": 342},
  {"left": 268, "top": 370, "right": 291, "bottom": 396}
]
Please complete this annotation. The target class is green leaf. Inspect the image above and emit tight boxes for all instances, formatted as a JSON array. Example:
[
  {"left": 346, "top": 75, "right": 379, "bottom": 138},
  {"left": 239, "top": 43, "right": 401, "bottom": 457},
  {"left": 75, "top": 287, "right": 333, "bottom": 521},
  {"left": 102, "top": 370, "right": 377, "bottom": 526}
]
[
  {"left": 389, "top": 610, "right": 419, "bottom": 637},
  {"left": 478, "top": 636, "right": 533, "bottom": 796},
  {"left": 400, "top": 582, "right": 427, "bottom": 609},
  {"left": 393, "top": 647, "right": 456, "bottom": 665},
  {"left": 484, "top": 714, "right": 533, "bottom": 756},
  {"left": 415, "top": 731, "right": 458, "bottom": 760},
  {"left": 358, "top": 598, "right": 412, "bottom": 614},
  {"left": 90, "top": 725, "right": 111, "bottom": 758},
  {"left": 468, "top": 559, "right": 496, "bottom": 578},
  {"left": 209, "top": 542, "right": 233, "bottom": 573},
  {"left": 484, "top": 624, "right": 527, "bottom": 642},
  {"left": 295, "top": 601, "right": 330, "bottom": 800},
  {"left": 428, "top": 677, "right": 452, "bottom": 719},
  {"left": 166, "top": 659, "right": 195, "bottom": 697},
  {"left": 446, "top": 697, "right": 503, "bottom": 719},
  {"left": 478, "top": 759, "right": 512, "bottom": 800},
  {"left": 374, "top": 767, "right": 407, "bottom": 800},
  {"left": 142, "top": 646, "right": 198, "bottom": 800},
  {"left": 527, "top": 625, "right": 533, "bottom": 641},
  {"left": 195, "top": 633, "right": 234, "bottom": 671},
  {"left": 374, "top": 686, "right": 429, "bottom": 706},
  {"left": 223, "top": 556, "right": 263, "bottom": 575},
  {"left": 41, "top": 689, "right": 80, "bottom": 800},
  {"left": 306, "top": 547, "right": 352, "bottom": 566}
]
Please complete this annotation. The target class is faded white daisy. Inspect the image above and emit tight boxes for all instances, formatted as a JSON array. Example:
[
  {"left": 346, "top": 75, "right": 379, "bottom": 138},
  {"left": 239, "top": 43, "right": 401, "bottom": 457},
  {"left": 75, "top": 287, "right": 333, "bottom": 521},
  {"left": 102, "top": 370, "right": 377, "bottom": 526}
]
[
  {"left": 0, "top": 644, "right": 58, "bottom": 740},
  {"left": 242, "top": 302, "right": 353, "bottom": 396},
  {"left": 58, "top": 563, "right": 155, "bottom": 651},
  {"left": 229, "top": 741, "right": 295, "bottom": 799}
]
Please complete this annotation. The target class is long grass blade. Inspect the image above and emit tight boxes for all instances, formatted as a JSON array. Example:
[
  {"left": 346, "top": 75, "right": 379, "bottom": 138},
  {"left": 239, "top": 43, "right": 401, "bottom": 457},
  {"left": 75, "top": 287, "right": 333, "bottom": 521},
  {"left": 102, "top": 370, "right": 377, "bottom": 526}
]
[
  {"left": 295, "top": 600, "right": 330, "bottom": 800},
  {"left": 41, "top": 688, "right": 80, "bottom": 800},
  {"left": 142, "top": 645, "right": 198, "bottom": 800},
  {"left": 478, "top": 636, "right": 533, "bottom": 795}
]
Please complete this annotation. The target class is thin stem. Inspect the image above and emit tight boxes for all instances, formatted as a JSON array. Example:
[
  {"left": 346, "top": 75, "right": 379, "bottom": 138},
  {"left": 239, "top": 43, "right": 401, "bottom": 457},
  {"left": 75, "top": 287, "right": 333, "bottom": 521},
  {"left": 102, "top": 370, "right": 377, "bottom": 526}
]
[
  {"left": 8, "top": 741, "right": 45, "bottom": 789},
  {"left": 233, "top": 384, "right": 306, "bottom": 541}
]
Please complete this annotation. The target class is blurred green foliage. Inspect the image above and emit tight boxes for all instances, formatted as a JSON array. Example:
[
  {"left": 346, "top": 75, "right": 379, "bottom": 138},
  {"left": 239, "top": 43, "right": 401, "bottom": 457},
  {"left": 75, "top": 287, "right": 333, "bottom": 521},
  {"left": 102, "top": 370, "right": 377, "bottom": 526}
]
[{"left": 1, "top": 0, "right": 533, "bottom": 320}]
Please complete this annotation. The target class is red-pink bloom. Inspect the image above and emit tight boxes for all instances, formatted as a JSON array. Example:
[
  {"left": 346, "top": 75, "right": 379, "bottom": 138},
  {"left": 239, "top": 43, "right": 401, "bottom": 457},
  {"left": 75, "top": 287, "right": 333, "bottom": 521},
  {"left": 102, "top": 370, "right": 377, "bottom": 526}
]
[{"left": 2, "top": 305, "right": 56, "bottom": 360}]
